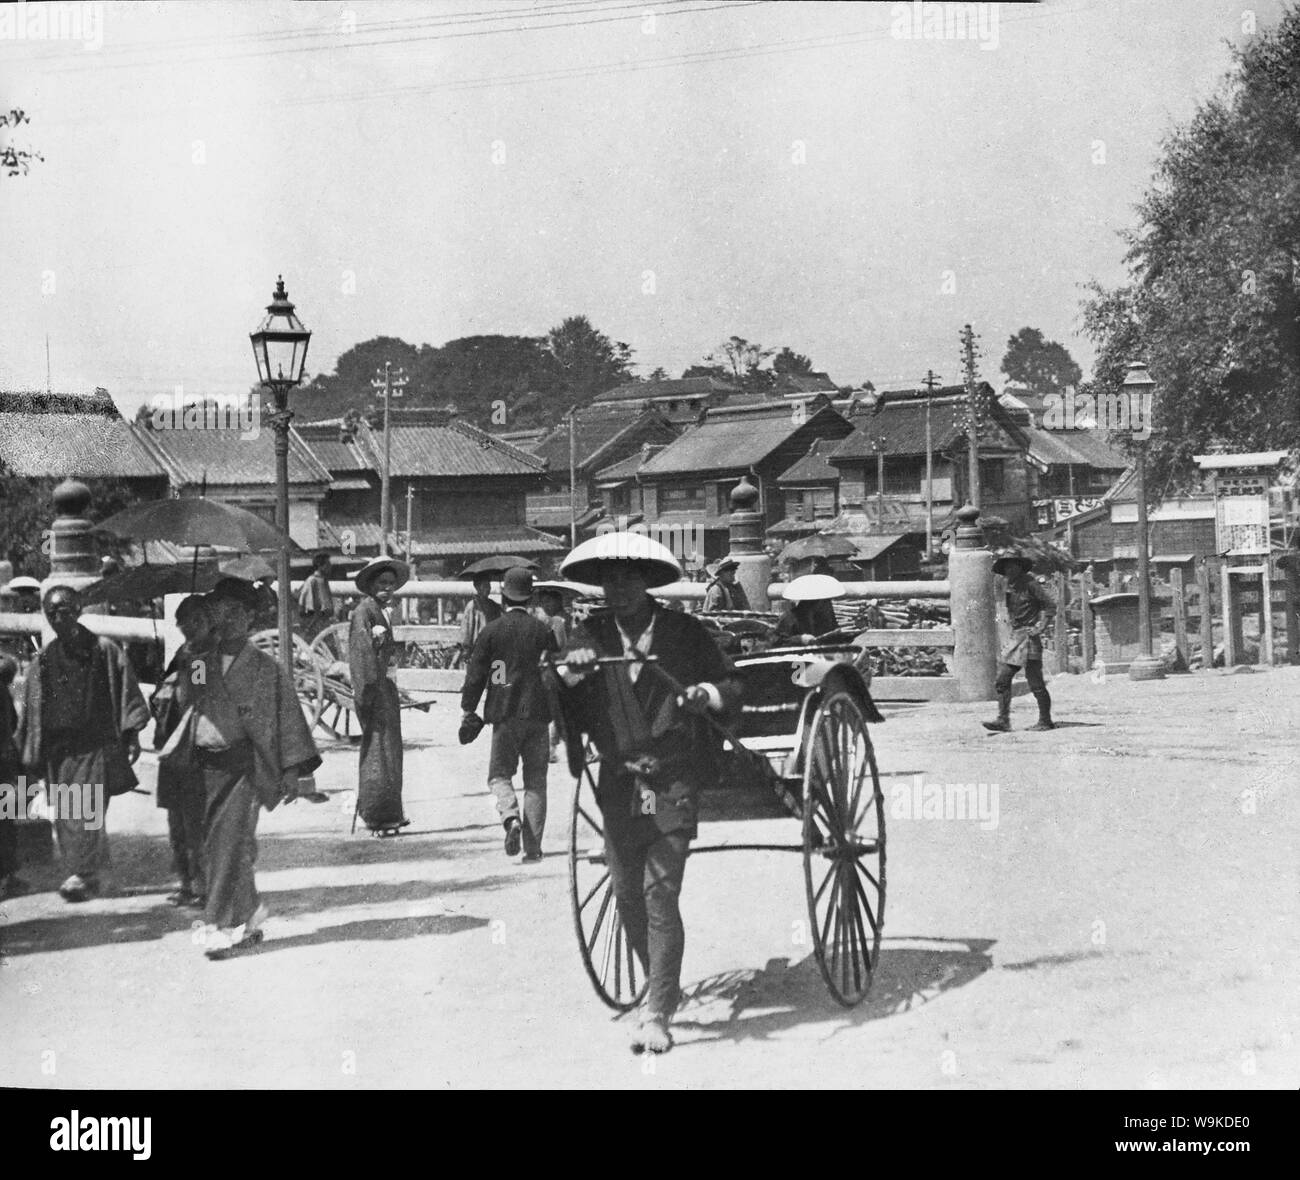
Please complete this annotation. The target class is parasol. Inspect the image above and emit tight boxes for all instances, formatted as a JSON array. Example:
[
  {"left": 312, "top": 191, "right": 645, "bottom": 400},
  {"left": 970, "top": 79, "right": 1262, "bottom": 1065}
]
[{"left": 459, "top": 555, "right": 540, "bottom": 577}]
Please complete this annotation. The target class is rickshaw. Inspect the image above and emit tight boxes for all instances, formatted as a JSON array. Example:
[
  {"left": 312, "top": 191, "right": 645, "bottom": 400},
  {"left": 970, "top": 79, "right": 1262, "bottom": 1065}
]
[
  {"left": 250, "top": 623, "right": 434, "bottom": 741},
  {"left": 545, "top": 634, "right": 886, "bottom": 1011}
]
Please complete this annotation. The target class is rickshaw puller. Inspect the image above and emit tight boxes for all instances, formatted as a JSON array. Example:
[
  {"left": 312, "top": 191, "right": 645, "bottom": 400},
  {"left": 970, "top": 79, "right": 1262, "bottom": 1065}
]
[{"left": 559, "top": 534, "right": 741, "bottom": 1055}]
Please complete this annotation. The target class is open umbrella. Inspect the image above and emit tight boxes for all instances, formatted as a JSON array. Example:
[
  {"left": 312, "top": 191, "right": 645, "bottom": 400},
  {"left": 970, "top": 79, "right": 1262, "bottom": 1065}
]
[
  {"left": 778, "top": 533, "right": 859, "bottom": 563},
  {"left": 83, "top": 553, "right": 280, "bottom": 604},
  {"left": 95, "top": 498, "right": 293, "bottom": 552},
  {"left": 459, "top": 554, "right": 540, "bottom": 577}
]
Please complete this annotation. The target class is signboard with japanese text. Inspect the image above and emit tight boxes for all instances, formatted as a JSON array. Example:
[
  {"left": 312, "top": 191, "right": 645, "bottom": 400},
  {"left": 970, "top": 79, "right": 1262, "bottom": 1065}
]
[{"left": 1212, "top": 473, "right": 1270, "bottom": 555}]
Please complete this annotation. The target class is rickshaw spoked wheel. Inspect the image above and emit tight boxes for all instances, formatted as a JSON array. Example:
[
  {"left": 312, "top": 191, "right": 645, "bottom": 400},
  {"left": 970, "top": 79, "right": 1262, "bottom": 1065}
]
[
  {"left": 568, "top": 743, "right": 648, "bottom": 1013},
  {"left": 801, "top": 689, "right": 885, "bottom": 1007},
  {"left": 249, "top": 628, "right": 325, "bottom": 734}
]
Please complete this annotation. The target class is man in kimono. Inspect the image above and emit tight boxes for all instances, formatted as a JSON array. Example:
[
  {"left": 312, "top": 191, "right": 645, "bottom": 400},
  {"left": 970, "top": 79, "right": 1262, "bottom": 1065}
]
[
  {"left": 983, "top": 555, "right": 1057, "bottom": 733},
  {"left": 458, "top": 573, "right": 502, "bottom": 666},
  {"left": 17, "top": 586, "right": 151, "bottom": 902},
  {"left": 296, "top": 552, "right": 338, "bottom": 640},
  {"left": 461, "top": 566, "right": 558, "bottom": 861},
  {"left": 558, "top": 536, "right": 741, "bottom": 1054},
  {"left": 178, "top": 578, "right": 321, "bottom": 958},
  {"left": 348, "top": 555, "right": 410, "bottom": 834}
]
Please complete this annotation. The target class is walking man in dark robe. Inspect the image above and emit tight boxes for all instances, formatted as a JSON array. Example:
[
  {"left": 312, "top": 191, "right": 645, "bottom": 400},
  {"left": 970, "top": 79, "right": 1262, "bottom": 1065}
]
[
  {"left": 178, "top": 578, "right": 322, "bottom": 958},
  {"left": 558, "top": 535, "right": 741, "bottom": 1054},
  {"left": 461, "top": 566, "right": 558, "bottom": 861},
  {"left": 348, "top": 556, "right": 410, "bottom": 835},
  {"left": 984, "top": 555, "right": 1057, "bottom": 733},
  {"left": 17, "top": 586, "right": 150, "bottom": 902}
]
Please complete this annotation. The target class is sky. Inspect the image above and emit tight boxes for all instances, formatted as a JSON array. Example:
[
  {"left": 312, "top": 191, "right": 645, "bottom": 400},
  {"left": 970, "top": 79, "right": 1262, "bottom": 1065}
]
[{"left": 0, "top": 0, "right": 1288, "bottom": 418}]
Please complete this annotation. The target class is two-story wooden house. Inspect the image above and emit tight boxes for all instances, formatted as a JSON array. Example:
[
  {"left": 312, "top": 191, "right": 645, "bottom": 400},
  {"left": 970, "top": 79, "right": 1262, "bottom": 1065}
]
[
  {"left": 525, "top": 403, "right": 679, "bottom": 539},
  {"left": 828, "top": 383, "right": 1033, "bottom": 533},
  {"left": 631, "top": 396, "right": 856, "bottom": 563}
]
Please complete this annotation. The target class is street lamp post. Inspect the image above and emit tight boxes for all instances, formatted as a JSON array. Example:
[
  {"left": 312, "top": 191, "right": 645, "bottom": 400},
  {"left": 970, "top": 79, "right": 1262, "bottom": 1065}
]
[
  {"left": 1123, "top": 360, "right": 1166, "bottom": 681},
  {"left": 250, "top": 275, "right": 312, "bottom": 677}
]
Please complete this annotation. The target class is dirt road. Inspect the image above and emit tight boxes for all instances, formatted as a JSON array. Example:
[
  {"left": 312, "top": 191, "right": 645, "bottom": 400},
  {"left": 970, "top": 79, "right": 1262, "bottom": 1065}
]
[{"left": 2, "top": 667, "right": 1296, "bottom": 1089}]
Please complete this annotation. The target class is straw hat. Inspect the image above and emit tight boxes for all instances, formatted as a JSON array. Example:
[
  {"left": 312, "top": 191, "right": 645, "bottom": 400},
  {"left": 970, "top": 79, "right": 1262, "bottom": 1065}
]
[
  {"left": 783, "top": 574, "right": 847, "bottom": 603},
  {"left": 353, "top": 555, "right": 411, "bottom": 597},
  {"left": 992, "top": 554, "right": 1034, "bottom": 577},
  {"left": 560, "top": 532, "right": 682, "bottom": 588}
]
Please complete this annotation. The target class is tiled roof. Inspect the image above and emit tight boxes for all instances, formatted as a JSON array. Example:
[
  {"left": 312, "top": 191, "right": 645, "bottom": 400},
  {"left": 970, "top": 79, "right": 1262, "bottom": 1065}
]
[
  {"left": 777, "top": 438, "right": 840, "bottom": 484},
  {"left": 829, "top": 384, "right": 1007, "bottom": 460},
  {"left": 407, "top": 524, "right": 565, "bottom": 557},
  {"left": 592, "top": 444, "right": 668, "bottom": 486},
  {"left": 136, "top": 423, "right": 332, "bottom": 487},
  {"left": 1022, "top": 426, "right": 1129, "bottom": 470},
  {"left": 773, "top": 372, "right": 839, "bottom": 395},
  {"left": 531, "top": 405, "right": 676, "bottom": 474},
  {"left": 766, "top": 516, "right": 824, "bottom": 536},
  {"left": 294, "top": 421, "right": 375, "bottom": 472},
  {"left": 594, "top": 376, "right": 738, "bottom": 404},
  {"left": 297, "top": 414, "right": 546, "bottom": 479},
  {"left": 0, "top": 408, "right": 167, "bottom": 480},
  {"left": 381, "top": 417, "right": 546, "bottom": 478},
  {"left": 637, "top": 399, "right": 851, "bottom": 478}
]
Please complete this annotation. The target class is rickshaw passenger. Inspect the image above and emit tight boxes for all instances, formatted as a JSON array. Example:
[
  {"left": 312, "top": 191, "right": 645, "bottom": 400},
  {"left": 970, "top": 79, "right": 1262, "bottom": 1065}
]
[{"left": 772, "top": 574, "right": 845, "bottom": 645}]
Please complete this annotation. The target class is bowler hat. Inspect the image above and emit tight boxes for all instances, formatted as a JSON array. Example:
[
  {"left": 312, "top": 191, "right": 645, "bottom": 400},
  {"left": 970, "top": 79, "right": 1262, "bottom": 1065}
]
[
  {"left": 501, "top": 566, "right": 534, "bottom": 603},
  {"left": 710, "top": 557, "right": 740, "bottom": 576},
  {"left": 353, "top": 556, "right": 411, "bottom": 597},
  {"left": 560, "top": 532, "right": 682, "bottom": 588}
]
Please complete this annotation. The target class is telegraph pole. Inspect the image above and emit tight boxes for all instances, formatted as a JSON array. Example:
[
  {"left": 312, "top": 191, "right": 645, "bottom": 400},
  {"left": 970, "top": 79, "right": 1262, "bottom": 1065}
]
[
  {"left": 371, "top": 362, "right": 409, "bottom": 555},
  {"left": 568, "top": 404, "right": 578, "bottom": 549},
  {"left": 922, "top": 369, "right": 941, "bottom": 558},
  {"left": 960, "top": 325, "right": 983, "bottom": 508}
]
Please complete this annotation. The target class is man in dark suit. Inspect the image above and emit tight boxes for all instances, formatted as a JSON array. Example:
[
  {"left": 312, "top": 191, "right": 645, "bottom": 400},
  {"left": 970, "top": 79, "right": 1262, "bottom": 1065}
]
[
  {"left": 559, "top": 535, "right": 742, "bottom": 1055},
  {"left": 461, "top": 566, "right": 558, "bottom": 862}
]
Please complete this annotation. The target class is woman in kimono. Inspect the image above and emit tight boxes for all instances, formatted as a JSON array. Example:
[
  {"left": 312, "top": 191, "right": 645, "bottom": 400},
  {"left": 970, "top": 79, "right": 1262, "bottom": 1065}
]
[{"left": 348, "top": 556, "right": 410, "bottom": 835}]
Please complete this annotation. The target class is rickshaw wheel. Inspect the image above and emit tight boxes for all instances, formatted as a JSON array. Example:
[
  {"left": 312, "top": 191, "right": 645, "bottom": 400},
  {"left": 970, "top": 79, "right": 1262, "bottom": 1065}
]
[
  {"left": 801, "top": 689, "right": 885, "bottom": 1007},
  {"left": 568, "top": 745, "right": 648, "bottom": 1013},
  {"left": 309, "top": 623, "right": 360, "bottom": 740},
  {"left": 249, "top": 628, "right": 325, "bottom": 733}
]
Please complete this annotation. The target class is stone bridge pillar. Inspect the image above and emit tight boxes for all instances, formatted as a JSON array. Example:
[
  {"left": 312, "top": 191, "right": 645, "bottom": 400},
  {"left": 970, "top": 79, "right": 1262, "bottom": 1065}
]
[
  {"left": 726, "top": 476, "right": 770, "bottom": 611},
  {"left": 948, "top": 503, "right": 997, "bottom": 702}
]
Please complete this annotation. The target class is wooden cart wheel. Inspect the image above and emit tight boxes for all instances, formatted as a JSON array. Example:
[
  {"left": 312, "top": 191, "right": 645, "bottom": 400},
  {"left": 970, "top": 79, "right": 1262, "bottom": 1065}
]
[
  {"left": 568, "top": 747, "right": 648, "bottom": 1012},
  {"left": 309, "top": 623, "right": 360, "bottom": 740},
  {"left": 249, "top": 628, "right": 326, "bottom": 734},
  {"left": 801, "top": 689, "right": 885, "bottom": 1007}
]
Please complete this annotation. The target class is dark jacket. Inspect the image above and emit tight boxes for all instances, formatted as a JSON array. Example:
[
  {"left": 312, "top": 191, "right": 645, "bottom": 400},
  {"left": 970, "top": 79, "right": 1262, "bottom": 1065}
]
[
  {"left": 561, "top": 602, "right": 742, "bottom": 835},
  {"left": 461, "top": 606, "right": 559, "bottom": 724}
]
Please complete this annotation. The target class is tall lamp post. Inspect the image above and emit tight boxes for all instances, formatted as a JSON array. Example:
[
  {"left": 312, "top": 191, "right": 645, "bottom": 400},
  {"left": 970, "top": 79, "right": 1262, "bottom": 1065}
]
[
  {"left": 250, "top": 275, "right": 312, "bottom": 676},
  {"left": 1124, "top": 360, "right": 1166, "bottom": 681}
]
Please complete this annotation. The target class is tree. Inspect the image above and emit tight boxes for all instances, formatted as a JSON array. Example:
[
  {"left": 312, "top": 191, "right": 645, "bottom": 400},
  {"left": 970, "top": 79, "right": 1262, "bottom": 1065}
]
[
  {"left": 707, "top": 336, "right": 774, "bottom": 392},
  {"left": 1080, "top": 8, "right": 1300, "bottom": 489},
  {"left": 772, "top": 347, "right": 814, "bottom": 375},
  {"left": 681, "top": 363, "right": 729, "bottom": 381},
  {"left": 1000, "top": 328, "right": 1082, "bottom": 398},
  {"left": 646, "top": 366, "right": 669, "bottom": 381},
  {"left": 545, "top": 315, "right": 633, "bottom": 401},
  {"left": 0, "top": 463, "right": 139, "bottom": 577},
  {"left": 1, "top": 109, "right": 43, "bottom": 177}
]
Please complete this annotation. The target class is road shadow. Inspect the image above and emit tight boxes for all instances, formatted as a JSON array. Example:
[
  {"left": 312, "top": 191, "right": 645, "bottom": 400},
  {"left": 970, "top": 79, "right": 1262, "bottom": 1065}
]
[
  {"left": 673, "top": 936, "right": 995, "bottom": 1044},
  {"left": 228, "top": 911, "right": 488, "bottom": 957},
  {"left": 1040, "top": 721, "right": 1103, "bottom": 729},
  {"left": 266, "top": 873, "right": 516, "bottom": 916}
]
